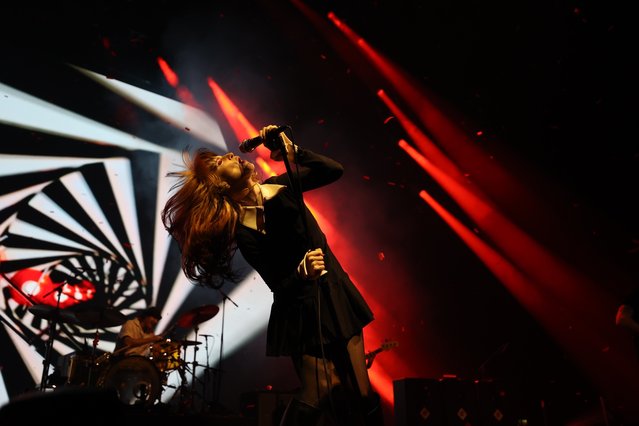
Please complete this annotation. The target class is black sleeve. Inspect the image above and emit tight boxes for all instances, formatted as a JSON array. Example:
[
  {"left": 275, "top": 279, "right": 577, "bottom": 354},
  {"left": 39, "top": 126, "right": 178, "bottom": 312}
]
[
  {"left": 236, "top": 232, "right": 302, "bottom": 293},
  {"left": 266, "top": 148, "right": 344, "bottom": 191}
]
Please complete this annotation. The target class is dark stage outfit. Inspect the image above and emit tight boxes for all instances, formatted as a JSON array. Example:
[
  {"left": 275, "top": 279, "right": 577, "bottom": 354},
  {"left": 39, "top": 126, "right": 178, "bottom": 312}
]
[{"left": 235, "top": 148, "right": 374, "bottom": 357}]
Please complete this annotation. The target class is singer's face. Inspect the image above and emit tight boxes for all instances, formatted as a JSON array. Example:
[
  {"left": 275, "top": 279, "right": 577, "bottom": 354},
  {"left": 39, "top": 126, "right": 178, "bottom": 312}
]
[{"left": 213, "top": 152, "right": 254, "bottom": 187}]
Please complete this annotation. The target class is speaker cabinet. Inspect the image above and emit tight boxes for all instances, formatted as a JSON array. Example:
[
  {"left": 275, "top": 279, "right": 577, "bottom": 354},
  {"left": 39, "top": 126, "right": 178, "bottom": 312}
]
[
  {"left": 395, "top": 378, "right": 523, "bottom": 426},
  {"left": 441, "top": 378, "right": 479, "bottom": 425},
  {"left": 394, "top": 378, "right": 445, "bottom": 426},
  {"left": 475, "top": 380, "right": 519, "bottom": 425}
]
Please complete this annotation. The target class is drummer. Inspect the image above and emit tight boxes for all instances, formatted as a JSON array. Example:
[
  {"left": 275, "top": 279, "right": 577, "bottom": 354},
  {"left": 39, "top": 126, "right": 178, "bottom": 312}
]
[{"left": 113, "top": 306, "right": 165, "bottom": 357}]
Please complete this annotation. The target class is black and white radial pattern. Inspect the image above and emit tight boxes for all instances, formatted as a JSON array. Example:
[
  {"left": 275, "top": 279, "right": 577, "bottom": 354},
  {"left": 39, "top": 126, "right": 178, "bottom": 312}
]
[
  {"left": 0, "top": 149, "right": 166, "bottom": 388},
  {"left": 0, "top": 62, "right": 252, "bottom": 401}
]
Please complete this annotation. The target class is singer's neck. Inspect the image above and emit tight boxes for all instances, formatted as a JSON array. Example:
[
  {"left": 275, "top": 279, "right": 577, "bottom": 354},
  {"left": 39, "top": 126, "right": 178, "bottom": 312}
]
[
  {"left": 237, "top": 183, "right": 262, "bottom": 207},
  {"left": 236, "top": 183, "right": 286, "bottom": 206}
]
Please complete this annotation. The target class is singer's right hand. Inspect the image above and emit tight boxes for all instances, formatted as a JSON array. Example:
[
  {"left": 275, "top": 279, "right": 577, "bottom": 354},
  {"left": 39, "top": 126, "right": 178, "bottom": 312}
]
[
  {"left": 269, "top": 130, "right": 296, "bottom": 163},
  {"left": 259, "top": 124, "right": 280, "bottom": 140},
  {"left": 298, "top": 248, "right": 325, "bottom": 280}
]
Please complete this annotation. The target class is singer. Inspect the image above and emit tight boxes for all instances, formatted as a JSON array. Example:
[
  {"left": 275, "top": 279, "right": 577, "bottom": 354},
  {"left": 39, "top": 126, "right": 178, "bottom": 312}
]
[{"left": 161, "top": 125, "right": 382, "bottom": 425}]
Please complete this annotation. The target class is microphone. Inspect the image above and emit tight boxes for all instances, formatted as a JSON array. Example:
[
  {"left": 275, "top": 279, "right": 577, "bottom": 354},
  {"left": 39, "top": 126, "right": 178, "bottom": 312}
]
[{"left": 238, "top": 125, "right": 289, "bottom": 153}]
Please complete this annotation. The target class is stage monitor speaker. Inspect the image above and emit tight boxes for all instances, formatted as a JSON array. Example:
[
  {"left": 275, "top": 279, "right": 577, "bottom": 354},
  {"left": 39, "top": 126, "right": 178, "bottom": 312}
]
[
  {"left": 394, "top": 378, "right": 445, "bottom": 426},
  {"left": 397, "top": 378, "right": 509, "bottom": 426},
  {"left": 441, "top": 378, "right": 479, "bottom": 425},
  {"left": 475, "top": 380, "right": 522, "bottom": 425}
]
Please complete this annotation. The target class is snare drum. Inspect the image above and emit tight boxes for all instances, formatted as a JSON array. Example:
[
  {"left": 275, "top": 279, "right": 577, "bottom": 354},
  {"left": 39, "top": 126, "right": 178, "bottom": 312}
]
[
  {"left": 97, "top": 355, "right": 162, "bottom": 407},
  {"left": 149, "top": 340, "right": 181, "bottom": 372}
]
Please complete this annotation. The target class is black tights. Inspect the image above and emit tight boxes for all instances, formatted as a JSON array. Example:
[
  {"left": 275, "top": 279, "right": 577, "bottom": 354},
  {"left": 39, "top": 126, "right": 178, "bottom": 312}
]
[{"left": 285, "top": 333, "right": 379, "bottom": 425}]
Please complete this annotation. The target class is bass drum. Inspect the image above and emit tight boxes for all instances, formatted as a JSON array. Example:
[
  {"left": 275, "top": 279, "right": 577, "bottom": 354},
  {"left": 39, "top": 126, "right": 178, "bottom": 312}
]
[{"left": 96, "top": 355, "right": 162, "bottom": 407}]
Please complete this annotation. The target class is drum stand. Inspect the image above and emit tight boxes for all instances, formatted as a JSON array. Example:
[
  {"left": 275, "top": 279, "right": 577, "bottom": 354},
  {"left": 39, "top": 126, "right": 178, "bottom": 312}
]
[
  {"left": 172, "top": 350, "right": 203, "bottom": 413},
  {"left": 85, "top": 328, "right": 101, "bottom": 387},
  {"left": 210, "top": 288, "right": 237, "bottom": 409},
  {"left": 39, "top": 314, "right": 59, "bottom": 391},
  {"left": 171, "top": 303, "right": 222, "bottom": 413},
  {"left": 38, "top": 284, "right": 66, "bottom": 391},
  {"left": 200, "top": 335, "right": 217, "bottom": 410},
  {"left": 190, "top": 324, "right": 201, "bottom": 409},
  {"left": 169, "top": 341, "right": 217, "bottom": 414},
  {"left": 184, "top": 325, "right": 204, "bottom": 411},
  {"left": 170, "top": 358, "right": 189, "bottom": 410}
]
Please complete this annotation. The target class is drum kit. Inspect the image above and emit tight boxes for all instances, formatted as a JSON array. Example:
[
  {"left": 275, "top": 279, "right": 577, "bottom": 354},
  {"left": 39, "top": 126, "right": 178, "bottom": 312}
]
[{"left": 29, "top": 303, "right": 220, "bottom": 409}]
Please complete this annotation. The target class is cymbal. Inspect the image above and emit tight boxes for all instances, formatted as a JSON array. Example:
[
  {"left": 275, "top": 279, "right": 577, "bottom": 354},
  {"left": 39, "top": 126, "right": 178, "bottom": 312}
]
[
  {"left": 176, "top": 339, "right": 201, "bottom": 346},
  {"left": 73, "top": 307, "right": 126, "bottom": 328},
  {"left": 176, "top": 305, "right": 219, "bottom": 328},
  {"left": 28, "top": 305, "right": 77, "bottom": 324}
]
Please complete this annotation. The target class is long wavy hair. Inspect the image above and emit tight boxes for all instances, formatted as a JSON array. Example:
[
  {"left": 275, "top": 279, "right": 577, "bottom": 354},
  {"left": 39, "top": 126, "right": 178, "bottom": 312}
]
[{"left": 161, "top": 147, "right": 258, "bottom": 288}]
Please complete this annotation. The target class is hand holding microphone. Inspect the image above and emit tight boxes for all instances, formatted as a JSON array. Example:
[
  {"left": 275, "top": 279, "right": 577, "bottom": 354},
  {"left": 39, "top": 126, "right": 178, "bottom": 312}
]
[
  {"left": 238, "top": 125, "right": 291, "bottom": 154},
  {"left": 297, "top": 248, "right": 327, "bottom": 280}
]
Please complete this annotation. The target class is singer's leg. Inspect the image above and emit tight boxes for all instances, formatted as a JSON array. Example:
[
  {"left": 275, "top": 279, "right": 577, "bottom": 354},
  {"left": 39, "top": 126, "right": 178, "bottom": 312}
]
[
  {"left": 280, "top": 353, "right": 334, "bottom": 426},
  {"left": 331, "top": 333, "right": 383, "bottom": 425},
  {"left": 294, "top": 353, "right": 340, "bottom": 407}
]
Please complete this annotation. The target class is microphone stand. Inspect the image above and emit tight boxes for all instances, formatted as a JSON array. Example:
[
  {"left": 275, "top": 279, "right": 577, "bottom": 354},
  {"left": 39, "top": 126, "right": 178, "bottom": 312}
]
[
  {"left": 214, "top": 288, "right": 237, "bottom": 408},
  {"left": 201, "top": 334, "right": 214, "bottom": 408},
  {"left": 272, "top": 134, "right": 342, "bottom": 416},
  {"left": 271, "top": 134, "right": 306, "bottom": 230},
  {"left": 38, "top": 282, "right": 66, "bottom": 391}
]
